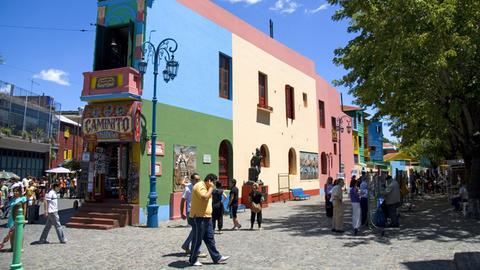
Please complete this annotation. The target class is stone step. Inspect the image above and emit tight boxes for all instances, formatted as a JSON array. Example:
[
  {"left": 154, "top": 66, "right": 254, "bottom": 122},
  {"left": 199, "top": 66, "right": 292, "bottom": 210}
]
[
  {"left": 68, "top": 216, "right": 120, "bottom": 227},
  {"left": 65, "top": 222, "right": 116, "bottom": 230}
]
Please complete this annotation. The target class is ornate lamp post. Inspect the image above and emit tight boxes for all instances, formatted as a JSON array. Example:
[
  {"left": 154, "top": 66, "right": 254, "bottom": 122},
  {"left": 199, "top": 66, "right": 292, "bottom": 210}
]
[
  {"left": 336, "top": 115, "right": 352, "bottom": 175},
  {"left": 138, "top": 38, "right": 179, "bottom": 228}
]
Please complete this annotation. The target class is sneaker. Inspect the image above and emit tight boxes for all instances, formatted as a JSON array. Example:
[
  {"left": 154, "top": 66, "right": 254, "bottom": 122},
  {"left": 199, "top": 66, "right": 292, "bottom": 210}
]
[
  {"left": 197, "top": 252, "right": 207, "bottom": 258},
  {"left": 192, "top": 261, "right": 203, "bottom": 266},
  {"left": 216, "top": 256, "right": 230, "bottom": 264},
  {"left": 32, "top": 240, "right": 50, "bottom": 245},
  {"left": 60, "top": 241, "right": 67, "bottom": 244}
]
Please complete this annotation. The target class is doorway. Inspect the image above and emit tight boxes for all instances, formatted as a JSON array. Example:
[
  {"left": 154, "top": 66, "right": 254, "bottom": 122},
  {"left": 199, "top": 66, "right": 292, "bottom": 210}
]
[{"left": 218, "top": 140, "right": 233, "bottom": 188}]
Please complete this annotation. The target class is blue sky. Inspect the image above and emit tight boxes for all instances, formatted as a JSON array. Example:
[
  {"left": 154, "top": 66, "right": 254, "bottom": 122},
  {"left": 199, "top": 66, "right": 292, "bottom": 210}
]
[{"left": 0, "top": 0, "right": 394, "bottom": 140}]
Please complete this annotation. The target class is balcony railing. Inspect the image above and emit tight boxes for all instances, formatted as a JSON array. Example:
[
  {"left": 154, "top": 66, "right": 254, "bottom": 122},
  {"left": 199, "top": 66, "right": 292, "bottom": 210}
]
[{"left": 81, "top": 67, "right": 142, "bottom": 102}]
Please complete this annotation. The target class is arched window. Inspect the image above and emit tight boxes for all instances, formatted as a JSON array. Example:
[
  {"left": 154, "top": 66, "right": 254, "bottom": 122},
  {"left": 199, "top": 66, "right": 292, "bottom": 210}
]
[
  {"left": 288, "top": 148, "right": 297, "bottom": 175},
  {"left": 260, "top": 144, "right": 270, "bottom": 168},
  {"left": 321, "top": 152, "right": 327, "bottom": 175}
]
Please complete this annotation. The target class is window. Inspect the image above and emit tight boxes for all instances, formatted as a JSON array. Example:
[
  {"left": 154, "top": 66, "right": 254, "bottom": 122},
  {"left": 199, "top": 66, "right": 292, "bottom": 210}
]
[
  {"left": 321, "top": 152, "right": 327, "bottom": 175},
  {"left": 94, "top": 22, "right": 135, "bottom": 71},
  {"left": 376, "top": 125, "right": 382, "bottom": 133},
  {"left": 288, "top": 148, "right": 297, "bottom": 175},
  {"left": 285, "top": 85, "right": 295, "bottom": 119},
  {"left": 258, "top": 72, "right": 268, "bottom": 107},
  {"left": 333, "top": 143, "right": 337, "bottom": 155},
  {"left": 219, "top": 53, "right": 231, "bottom": 99},
  {"left": 260, "top": 144, "right": 270, "bottom": 167},
  {"left": 318, "top": 100, "right": 325, "bottom": 128},
  {"left": 359, "top": 136, "right": 362, "bottom": 147},
  {"left": 357, "top": 113, "right": 362, "bottom": 123},
  {"left": 303, "top": 93, "right": 308, "bottom": 107}
]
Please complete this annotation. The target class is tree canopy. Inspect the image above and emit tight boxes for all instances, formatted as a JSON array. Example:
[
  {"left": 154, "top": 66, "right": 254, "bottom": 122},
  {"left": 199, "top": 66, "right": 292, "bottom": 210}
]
[{"left": 329, "top": 0, "right": 480, "bottom": 195}]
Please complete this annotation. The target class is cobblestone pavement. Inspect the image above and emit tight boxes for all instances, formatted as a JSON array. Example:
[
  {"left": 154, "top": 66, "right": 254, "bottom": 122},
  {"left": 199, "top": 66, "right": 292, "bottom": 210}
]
[{"left": 1, "top": 194, "right": 480, "bottom": 270}]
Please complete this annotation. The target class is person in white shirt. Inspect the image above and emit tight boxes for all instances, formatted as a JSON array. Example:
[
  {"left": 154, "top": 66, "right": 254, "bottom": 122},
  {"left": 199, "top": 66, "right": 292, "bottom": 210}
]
[
  {"left": 180, "top": 173, "right": 205, "bottom": 257},
  {"left": 331, "top": 177, "right": 345, "bottom": 233},
  {"left": 38, "top": 183, "right": 67, "bottom": 244}
]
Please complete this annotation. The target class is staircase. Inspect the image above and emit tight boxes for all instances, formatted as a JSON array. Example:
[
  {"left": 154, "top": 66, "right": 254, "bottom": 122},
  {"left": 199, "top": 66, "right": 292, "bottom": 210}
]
[{"left": 66, "top": 201, "right": 139, "bottom": 230}]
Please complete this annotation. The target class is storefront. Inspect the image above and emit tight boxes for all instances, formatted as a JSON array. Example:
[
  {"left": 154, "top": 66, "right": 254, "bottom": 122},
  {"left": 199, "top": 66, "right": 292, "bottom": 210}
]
[{"left": 82, "top": 101, "right": 142, "bottom": 204}]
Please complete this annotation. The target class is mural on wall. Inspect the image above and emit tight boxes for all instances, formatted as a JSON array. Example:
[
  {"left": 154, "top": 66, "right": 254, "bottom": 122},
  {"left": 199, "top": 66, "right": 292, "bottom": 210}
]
[
  {"left": 173, "top": 145, "right": 197, "bottom": 192},
  {"left": 300, "top": 151, "right": 319, "bottom": 180}
]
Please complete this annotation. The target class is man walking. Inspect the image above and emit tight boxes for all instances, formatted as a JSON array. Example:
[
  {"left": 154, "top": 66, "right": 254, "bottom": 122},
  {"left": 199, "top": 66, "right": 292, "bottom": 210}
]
[
  {"left": 180, "top": 173, "right": 206, "bottom": 257},
  {"left": 228, "top": 179, "right": 241, "bottom": 229},
  {"left": 358, "top": 170, "right": 369, "bottom": 226},
  {"left": 38, "top": 183, "right": 67, "bottom": 244},
  {"left": 382, "top": 176, "right": 401, "bottom": 227},
  {"left": 189, "top": 173, "right": 229, "bottom": 266}
]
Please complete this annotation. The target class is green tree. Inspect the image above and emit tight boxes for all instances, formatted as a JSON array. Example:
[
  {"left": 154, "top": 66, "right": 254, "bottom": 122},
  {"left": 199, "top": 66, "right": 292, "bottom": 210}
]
[{"left": 329, "top": 0, "right": 480, "bottom": 199}]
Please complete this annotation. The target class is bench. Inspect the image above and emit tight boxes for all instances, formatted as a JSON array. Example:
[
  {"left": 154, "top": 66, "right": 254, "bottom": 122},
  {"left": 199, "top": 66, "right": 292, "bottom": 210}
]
[
  {"left": 291, "top": 188, "right": 311, "bottom": 200},
  {"left": 223, "top": 194, "right": 246, "bottom": 214}
]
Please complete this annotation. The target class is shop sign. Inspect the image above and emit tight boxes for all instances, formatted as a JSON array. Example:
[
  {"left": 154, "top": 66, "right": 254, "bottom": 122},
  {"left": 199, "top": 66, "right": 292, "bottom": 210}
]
[
  {"left": 95, "top": 76, "right": 117, "bottom": 89},
  {"left": 147, "top": 140, "right": 165, "bottom": 156},
  {"left": 82, "top": 101, "right": 142, "bottom": 143}
]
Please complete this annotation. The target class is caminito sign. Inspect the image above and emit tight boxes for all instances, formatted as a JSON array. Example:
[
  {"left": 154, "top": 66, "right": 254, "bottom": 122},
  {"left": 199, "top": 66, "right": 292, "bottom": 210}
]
[{"left": 82, "top": 101, "right": 142, "bottom": 142}]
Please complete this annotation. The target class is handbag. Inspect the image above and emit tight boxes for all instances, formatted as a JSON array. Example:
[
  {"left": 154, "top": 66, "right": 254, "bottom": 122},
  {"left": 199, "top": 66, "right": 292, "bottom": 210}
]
[{"left": 251, "top": 202, "right": 262, "bottom": 213}]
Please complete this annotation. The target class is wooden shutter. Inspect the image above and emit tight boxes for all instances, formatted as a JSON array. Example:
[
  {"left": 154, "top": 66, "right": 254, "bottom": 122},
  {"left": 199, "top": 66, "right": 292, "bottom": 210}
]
[
  {"left": 285, "top": 85, "right": 291, "bottom": 119},
  {"left": 285, "top": 85, "right": 295, "bottom": 119},
  {"left": 93, "top": 25, "right": 107, "bottom": 71}
]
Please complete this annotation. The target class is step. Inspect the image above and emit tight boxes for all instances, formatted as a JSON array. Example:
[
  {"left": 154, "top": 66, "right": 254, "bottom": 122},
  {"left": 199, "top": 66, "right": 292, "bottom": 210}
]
[
  {"left": 66, "top": 222, "right": 117, "bottom": 230},
  {"left": 75, "top": 212, "right": 124, "bottom": 220},
  {"left": 81, "top": 203, "right": 136, "bottom": 210},
  {"left": 68, "top": 217, "right": 120, "bottom": 227}
]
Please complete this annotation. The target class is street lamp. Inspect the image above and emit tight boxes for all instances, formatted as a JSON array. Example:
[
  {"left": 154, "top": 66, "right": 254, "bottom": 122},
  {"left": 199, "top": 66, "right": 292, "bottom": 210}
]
[
  {"left": 139, "top": 37, "right": 179, "bottom": 228},
  {"left": 336, "top": 115, "right": 352, "bottom": 175}
]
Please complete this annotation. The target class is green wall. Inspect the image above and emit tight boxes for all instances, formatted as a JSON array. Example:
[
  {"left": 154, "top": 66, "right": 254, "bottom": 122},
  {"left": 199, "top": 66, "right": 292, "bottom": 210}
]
[{"left": 139, "top": 100, "right": 233, "bottom": 213}]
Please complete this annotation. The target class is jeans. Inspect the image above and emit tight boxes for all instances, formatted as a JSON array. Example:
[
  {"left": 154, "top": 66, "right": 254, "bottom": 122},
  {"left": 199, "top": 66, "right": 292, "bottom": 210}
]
[
  {"left": 386, "top": 204, "right": 399, "bottom": 226},
  {"left": 182, "top": 217, "right": 194, "bottom": 251},
  {"left": 189, "top": 217, "right": 221, "bottom": 265},
  {"left": 250, "top": 211, "right": 262, "bottom": 228},
  {"left": 360, "top": 197, "right": 368, "bottom": 225},
  {"left": 212, "top": 207, "right": 223, "bottom": 231},
  {"left": 40, "top": 212, "right": 66, "bottom": 243}
]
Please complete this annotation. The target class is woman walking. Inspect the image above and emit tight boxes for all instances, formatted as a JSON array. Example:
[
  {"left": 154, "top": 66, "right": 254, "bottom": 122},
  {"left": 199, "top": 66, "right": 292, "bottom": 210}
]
[
  {"left": 324, "top": 177, "right": 334, "bottom": 217},
  {"left": 249, "top": 183, "right": 263, "bottom": 230},
  {"left": 349, "top": 178, "right": 361, "bottom": 235},
  {"left": 331, "top": 178, "right": 345, "bottom": 233},
  {"left": 0, "top": 186, "right": 26, "bottom": 251}
]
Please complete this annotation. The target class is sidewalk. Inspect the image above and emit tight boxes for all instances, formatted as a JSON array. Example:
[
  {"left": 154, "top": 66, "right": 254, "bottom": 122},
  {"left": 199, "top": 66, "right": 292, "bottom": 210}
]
[{"left": 1, "top": 195, "right": 479, "bottom": 269}]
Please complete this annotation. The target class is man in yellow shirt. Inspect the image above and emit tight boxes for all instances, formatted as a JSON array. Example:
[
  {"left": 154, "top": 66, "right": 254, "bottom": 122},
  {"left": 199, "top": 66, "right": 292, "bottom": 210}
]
[{"left": 189, "top": 173, "right": 229, "bottom": 266}]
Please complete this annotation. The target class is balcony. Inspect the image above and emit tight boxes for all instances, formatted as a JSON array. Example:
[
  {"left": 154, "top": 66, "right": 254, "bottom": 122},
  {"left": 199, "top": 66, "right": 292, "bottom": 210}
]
[{"left": 81, "top": 67, "right": 142, "bottom": 102}]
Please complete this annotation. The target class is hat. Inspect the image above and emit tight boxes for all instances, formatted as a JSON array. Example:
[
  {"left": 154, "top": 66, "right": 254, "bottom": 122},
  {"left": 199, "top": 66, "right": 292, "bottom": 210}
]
[{"left": 336, "top": 173, "right": 345, "bottom": 180}]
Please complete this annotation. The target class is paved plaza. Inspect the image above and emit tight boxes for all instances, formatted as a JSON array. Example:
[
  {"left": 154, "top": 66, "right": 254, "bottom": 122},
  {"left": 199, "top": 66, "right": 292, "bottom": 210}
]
[{"left": 1, "top": 194, "right": 480, "bottom": 269}]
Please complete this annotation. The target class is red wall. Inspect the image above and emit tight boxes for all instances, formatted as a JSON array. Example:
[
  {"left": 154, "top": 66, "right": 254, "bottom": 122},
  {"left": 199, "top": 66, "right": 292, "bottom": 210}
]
[{"left": 51, "top": 122, "right": 83, "bottom": 168}]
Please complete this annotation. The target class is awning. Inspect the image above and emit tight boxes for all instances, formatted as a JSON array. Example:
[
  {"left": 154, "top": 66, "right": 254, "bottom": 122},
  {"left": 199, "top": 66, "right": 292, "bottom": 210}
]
[
  {"left": 45, "top": 167, "right": 71, "bottom": 173},
  {"left": 384, "top": 152, "right": 416, "bottom": 162}
]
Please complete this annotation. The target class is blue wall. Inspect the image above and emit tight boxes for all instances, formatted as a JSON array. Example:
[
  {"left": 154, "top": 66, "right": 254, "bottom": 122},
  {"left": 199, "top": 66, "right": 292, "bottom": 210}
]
[
  {"left": 368, "top": 121, "right": 384, "bottom": 162},
  {"left": 143, "top": 0, "right": 233, "bottom": 120}
]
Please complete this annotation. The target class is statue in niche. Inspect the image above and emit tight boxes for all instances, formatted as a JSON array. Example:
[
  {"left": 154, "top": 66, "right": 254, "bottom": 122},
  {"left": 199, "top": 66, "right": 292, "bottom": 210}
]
[{"left": 249, "top": 148, "right": 263, "bottom": 183}]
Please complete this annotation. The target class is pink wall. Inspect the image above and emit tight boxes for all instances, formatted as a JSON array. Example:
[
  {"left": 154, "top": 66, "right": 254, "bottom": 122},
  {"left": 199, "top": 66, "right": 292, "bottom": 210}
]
[
  {"left": 177, "top": 0, "right": 316, "bottom": 78},
  {"left": 316, "top": 76, "right": 354, "bottom": 190}
]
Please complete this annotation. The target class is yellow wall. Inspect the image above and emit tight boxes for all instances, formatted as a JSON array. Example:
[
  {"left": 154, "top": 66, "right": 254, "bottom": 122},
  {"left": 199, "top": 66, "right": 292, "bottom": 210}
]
[{"left": 232, "top": 35, "right": 319, "bottom": 196}]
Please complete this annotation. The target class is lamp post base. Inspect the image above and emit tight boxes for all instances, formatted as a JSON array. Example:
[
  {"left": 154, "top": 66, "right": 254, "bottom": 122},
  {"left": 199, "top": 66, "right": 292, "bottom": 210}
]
[{"left": 146, "top": 204, "right": 159, "bottom": 228}]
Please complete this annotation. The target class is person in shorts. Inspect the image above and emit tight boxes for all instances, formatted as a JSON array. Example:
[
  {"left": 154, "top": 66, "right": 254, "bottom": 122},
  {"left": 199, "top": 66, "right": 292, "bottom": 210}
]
[{"left": 228, "top": 179, "right": 241, "bottom": 229}]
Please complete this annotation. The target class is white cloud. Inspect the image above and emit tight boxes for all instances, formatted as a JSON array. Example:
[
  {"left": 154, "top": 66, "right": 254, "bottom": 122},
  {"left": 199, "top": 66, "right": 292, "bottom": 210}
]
[
  {"left": 305, "top": 3, "right": 329, "bottom": 14},
  {"left": 34, "top": 69, "right": 70, "bottom": 86},
  {"left": 270, "top": 0, "right": 300, "bottom": 14},
  {"left": 228, "top": 0, "right": 262, "bottom": 4}
]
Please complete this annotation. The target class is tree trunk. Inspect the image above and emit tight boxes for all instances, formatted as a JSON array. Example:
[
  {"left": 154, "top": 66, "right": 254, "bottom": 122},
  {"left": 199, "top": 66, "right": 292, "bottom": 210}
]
[{"left": 466, "top": 152, "right": 480, "bottom": 218}]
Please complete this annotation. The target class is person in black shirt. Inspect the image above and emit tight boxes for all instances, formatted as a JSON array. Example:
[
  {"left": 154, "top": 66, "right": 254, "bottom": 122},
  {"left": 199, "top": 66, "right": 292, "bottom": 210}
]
[
  {"left": 212, "top": 181, "right": 226, "bottom": 234},
  {"left": 228, "top": 179, "right": 242, "bottom": 230},
  {"left": 249, "top": 183, "right": 263, "bottom": 230}
]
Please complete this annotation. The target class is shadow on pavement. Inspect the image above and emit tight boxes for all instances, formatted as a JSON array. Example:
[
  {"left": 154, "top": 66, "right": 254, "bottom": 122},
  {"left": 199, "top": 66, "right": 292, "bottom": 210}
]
[
  {"left": 401, "top": 259, "right": 455, "bottom": 270},
  {"left": 167, "top": 260, "right": 190, "bottom": 268},
  {"left": 163, "top": 252, "right": 189, "bottom": 258},
  {"left": 263, "top": 195, "right": 480, "bottom": 245}
]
